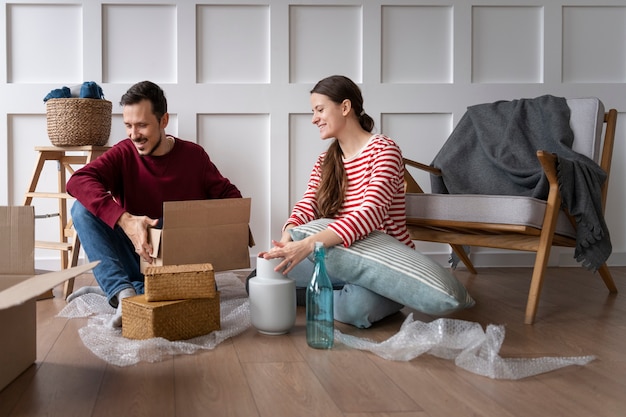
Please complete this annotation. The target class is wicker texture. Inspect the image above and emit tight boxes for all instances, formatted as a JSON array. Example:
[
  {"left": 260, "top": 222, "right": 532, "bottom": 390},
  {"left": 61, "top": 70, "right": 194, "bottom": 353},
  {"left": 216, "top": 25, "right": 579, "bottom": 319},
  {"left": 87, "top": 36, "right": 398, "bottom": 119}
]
[
  {"left": 122, "top": 293, "right": 221, "bottom": 341},
  {"left": 144, "top": 263, "right": 216, "bottom": 301},
  {"left": 46, "top": 98, "right": 112, "bottom": 146}
]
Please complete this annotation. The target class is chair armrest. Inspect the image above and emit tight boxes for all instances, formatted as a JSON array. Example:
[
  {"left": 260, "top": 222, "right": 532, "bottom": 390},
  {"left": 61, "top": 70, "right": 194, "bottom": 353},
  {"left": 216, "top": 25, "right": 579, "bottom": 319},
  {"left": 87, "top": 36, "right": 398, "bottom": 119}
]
[
  {"left": 403, "top": 157, "right": 442, "bottom": 176},
  {"left": 536, "top": 150, "right": 577, "bottom": 228},
  {"left": 403, "top": 157, "right": 443, "bottom": 194},
  {"left": 536, "top": 150, "right": 558, "bottom": 185}
]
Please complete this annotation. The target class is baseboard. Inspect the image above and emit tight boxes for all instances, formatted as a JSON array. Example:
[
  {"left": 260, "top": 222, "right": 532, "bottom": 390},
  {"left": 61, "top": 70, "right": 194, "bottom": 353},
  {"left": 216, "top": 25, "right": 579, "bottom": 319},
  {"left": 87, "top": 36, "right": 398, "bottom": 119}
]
[
  {"left": 558, "top": 251, "right": 626, "bottom": 267},
  {"left": 423, "top": 249, "right": 626, "bottom": 269}
]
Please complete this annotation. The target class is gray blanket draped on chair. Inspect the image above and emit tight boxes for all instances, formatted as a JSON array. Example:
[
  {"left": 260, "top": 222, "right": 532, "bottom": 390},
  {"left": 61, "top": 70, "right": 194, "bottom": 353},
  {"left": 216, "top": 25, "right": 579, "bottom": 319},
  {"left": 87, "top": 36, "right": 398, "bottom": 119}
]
[{"left": 430, "top": 95, "right": 611, "bottom": 271}]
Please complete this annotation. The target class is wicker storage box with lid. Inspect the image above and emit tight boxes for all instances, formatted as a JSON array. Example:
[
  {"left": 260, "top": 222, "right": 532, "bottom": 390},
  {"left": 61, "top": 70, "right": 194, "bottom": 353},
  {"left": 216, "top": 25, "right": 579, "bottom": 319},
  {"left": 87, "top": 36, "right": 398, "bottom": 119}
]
[
  {"left": 122, "top": 263, "right": 220, "bottom": 341},
  {"left": 46, "top": 98, "right": 112, "bottom": 146},
  {"left": 144, "top": 263, "right": 215, "bottom": 301},
  {"left": 122, "top": 293, "right": 220, "bottom": 341}
]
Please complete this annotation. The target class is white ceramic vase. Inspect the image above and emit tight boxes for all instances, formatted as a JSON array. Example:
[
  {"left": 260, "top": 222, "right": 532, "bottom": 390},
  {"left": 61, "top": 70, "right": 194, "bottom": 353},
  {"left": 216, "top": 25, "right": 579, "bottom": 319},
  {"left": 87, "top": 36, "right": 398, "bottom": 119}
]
[{"left": 248, "top": 256, "right": 296, "bottom": 335}]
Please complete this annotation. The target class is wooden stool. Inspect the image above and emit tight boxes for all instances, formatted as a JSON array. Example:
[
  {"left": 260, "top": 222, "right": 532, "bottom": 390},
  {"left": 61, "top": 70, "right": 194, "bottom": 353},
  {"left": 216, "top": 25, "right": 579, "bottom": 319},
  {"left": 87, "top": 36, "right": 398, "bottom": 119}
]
[{"left": 23, "top": 145, "right": 110, "bottom": 299}]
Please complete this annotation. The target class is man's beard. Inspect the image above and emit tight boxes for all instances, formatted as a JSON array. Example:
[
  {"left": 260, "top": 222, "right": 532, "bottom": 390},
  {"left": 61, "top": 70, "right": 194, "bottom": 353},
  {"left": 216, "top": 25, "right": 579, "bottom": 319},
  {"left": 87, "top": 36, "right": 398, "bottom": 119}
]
[{"left": 145, "top": 134, "right": 163, "bottom": 156}]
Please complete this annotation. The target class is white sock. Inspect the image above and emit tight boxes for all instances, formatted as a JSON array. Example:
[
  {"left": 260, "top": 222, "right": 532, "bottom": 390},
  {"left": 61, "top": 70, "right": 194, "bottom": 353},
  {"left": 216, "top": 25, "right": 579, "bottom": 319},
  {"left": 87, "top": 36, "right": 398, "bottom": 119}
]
[
  {"left": 108, "top": 288, "right": 137, "bottom": 328},
  {"left": 66, "top": 285, "right": 105, "bottom": 303}
]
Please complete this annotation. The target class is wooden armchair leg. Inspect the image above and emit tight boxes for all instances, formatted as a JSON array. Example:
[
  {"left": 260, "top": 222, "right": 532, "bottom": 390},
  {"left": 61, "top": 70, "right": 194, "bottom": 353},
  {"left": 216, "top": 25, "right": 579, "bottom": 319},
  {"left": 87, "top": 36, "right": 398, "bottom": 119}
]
[
  {"left": 598, "top": 263, "right": 618, "bottom": 293},
  {"left": 525, "top": 267, "right": 546, "bottom": 325},
  {"left": 525, "top": 244, "right": 554, "bottom": 324},
  {"left": 450, "top": 244, "right": 477, "bottom": 274}
]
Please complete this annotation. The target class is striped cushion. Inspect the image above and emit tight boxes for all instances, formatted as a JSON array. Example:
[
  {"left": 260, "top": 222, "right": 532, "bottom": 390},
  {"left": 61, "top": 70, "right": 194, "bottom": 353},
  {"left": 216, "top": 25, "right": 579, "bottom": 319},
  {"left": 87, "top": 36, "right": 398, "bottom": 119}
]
[{"left": 289, "top": 219, "right": 475, "bottom": 316}]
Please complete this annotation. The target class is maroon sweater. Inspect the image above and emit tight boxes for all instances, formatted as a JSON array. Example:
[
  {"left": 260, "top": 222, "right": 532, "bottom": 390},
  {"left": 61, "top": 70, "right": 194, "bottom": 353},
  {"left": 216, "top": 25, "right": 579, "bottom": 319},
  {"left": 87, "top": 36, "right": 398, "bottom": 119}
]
[{"left": 67, "top": 137, "right": 242, "bottom": 228}]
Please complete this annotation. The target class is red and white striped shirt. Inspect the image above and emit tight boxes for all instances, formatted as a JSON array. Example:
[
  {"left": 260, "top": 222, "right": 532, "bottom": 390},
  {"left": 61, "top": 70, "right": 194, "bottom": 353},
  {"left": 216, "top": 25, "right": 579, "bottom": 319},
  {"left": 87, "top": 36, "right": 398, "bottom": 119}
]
[{"left": 286, "top": 134, "right": 415, "bottom": 249}]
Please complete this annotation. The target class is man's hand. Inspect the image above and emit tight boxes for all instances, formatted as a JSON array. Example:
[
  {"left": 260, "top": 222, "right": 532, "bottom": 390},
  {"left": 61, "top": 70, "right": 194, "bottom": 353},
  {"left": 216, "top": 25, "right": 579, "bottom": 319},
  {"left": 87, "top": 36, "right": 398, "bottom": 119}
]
[{"left": 117, "top": 212, "right": 159, "bottom": 262}]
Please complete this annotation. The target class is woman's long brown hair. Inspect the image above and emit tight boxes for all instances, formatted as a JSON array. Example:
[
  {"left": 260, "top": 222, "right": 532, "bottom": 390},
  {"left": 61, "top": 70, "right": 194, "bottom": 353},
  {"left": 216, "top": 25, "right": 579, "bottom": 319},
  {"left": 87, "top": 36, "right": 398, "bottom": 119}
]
[{"left": 310, "top": 75, "right": 375, "bottom": 218}]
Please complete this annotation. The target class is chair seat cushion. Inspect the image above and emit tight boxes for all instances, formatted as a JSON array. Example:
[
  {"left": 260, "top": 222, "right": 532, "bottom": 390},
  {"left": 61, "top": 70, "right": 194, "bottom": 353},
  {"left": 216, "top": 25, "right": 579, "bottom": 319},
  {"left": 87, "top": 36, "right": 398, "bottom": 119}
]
[
  {"left": 289, "top": 218, "right": 475, "bottom": 316},
  {"left": 405, "top": 193, "right": 576, "bottom": 238}
]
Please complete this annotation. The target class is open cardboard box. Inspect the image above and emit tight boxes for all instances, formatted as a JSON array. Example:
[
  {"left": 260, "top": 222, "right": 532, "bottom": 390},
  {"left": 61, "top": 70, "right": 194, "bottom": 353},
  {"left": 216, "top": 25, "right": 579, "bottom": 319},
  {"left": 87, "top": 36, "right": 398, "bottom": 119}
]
[
  {"left": 141, "top": 198, "right": 255, "bottom": 273},
  {"left": 0, "top": 206, "right": 98, "bottom": 391}
]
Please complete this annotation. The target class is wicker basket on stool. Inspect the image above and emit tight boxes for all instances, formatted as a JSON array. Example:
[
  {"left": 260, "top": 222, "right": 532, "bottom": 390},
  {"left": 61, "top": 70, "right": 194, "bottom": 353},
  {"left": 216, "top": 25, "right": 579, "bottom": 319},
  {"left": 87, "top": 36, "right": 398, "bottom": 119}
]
[{"left": 46, "top": 98, "right": 112, "bottom": 146}]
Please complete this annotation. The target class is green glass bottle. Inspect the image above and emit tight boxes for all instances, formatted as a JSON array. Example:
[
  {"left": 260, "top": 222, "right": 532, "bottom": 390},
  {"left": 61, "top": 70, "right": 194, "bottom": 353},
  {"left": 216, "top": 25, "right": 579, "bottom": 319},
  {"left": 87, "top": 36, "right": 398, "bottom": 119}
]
[{"left": 306, "top": 242, "right": 334, "bottom": 349}]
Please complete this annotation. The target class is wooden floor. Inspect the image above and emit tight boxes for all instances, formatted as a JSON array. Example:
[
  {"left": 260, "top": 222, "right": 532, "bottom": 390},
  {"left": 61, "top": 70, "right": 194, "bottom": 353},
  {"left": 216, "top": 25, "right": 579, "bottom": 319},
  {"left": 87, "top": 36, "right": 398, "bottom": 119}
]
[{"left": 1, "top": 266, "right": 625, "bottom": 417}]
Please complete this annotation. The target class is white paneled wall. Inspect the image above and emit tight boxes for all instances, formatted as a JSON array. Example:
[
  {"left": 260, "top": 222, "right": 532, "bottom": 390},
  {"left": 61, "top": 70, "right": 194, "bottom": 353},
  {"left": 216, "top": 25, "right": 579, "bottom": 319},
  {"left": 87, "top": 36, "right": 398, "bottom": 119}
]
[
  {"left": 472, "top": 6, "right": 544, "bottom": 83},
  {"left": 197, "top": 5, "right": 270, "bottom": 83},
  {"left": 103, "top": 5, "right": 178, "bottom": 83},
  {"left": 0, "top": 0, "right": 624, "bottom": 271},
  {"left": 381, "top": 6, "right": 453, "bottom": 84}
]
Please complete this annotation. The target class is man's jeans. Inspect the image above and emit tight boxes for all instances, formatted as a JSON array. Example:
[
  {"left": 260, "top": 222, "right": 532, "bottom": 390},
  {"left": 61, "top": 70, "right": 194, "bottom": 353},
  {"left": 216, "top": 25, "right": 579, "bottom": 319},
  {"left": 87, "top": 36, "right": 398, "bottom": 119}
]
[
  {"left": 71, "top": 201, "right": 144, "bottom": 307},
  {"left": 289, "top": 259, "right": 403, "bottom": 328}
]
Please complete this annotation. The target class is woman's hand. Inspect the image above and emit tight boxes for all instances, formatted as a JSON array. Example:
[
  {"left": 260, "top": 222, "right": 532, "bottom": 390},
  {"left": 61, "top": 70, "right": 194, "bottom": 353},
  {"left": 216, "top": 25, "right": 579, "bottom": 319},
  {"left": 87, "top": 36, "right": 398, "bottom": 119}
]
[
  {"left": 262, "top": 239, "right": 315, "bottom": 275},
  {"left": 262, "top": 227, "right": 343, "bottom": 275},
  {"left": 117, "top": 212, "right": 159, "bottom": 262}
]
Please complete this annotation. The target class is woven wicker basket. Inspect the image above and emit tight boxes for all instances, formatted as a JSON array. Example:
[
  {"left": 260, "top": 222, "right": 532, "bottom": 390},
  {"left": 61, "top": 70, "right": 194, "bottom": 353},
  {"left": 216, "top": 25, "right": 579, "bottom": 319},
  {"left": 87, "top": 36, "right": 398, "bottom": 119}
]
[
  {"left": 144, "top": 263, "right": 216, "bottom": 302},
  {"left": 46, "top": 98, "right": 112, "bottom": 146},
  {"left": 122, "top": 293, "right": 221, "bottom": 341}
]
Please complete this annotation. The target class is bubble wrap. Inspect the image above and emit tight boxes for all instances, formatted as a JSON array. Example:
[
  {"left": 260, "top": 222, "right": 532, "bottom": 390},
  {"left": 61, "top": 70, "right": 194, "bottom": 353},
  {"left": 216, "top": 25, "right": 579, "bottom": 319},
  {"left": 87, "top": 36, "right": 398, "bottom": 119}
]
[
  {"left": 335, "top": 313, "right": 595, "bottom": 380},
  {"left": 57, "top": 272, "right": 251, "bottom": 367}
]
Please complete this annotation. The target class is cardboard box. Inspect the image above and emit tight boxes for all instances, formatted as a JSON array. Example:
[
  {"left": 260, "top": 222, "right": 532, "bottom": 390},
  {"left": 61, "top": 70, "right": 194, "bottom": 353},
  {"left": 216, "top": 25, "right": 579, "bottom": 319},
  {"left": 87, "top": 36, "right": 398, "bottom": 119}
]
[
  {"left": 141, "top": 198, "right": 254, "bottom": 273},
  {"left": 122, "top": 293, "right": 221, "bottom": 341},
  {"left": 0, "top": 206, "right": 97, "bottom": 391}
]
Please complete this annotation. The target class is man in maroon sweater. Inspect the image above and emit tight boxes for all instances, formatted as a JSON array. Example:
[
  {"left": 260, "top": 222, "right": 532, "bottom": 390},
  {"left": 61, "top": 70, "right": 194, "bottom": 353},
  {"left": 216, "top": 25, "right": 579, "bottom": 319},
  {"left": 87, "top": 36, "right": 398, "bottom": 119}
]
[{"left": 66, "top": 81, "right": 242, "bottom": 327}]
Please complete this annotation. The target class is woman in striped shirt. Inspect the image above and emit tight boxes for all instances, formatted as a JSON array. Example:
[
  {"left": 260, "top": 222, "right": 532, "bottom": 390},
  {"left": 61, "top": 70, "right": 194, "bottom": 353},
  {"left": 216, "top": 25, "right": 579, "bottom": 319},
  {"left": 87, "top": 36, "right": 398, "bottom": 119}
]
[{"left": 263, "top": 75, "right": 414, "bottom": 328}]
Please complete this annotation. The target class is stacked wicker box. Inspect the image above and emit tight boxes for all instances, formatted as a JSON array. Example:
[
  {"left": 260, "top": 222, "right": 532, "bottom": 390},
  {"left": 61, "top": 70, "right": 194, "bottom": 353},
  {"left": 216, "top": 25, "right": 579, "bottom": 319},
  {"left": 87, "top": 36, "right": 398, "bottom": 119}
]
[{"left": 122, "top": 263, "right": 220, "bottom": 341}]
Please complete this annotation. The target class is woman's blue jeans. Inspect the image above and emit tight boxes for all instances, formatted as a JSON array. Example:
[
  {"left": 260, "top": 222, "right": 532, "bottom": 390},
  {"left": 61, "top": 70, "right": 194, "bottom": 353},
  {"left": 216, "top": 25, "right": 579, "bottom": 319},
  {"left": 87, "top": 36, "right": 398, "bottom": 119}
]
[
  {"left": 71, "top": 201, "right": 144, "bottom": 307},
  {"left": 289, "top": 259, "right": 403, "bottom": 328}
]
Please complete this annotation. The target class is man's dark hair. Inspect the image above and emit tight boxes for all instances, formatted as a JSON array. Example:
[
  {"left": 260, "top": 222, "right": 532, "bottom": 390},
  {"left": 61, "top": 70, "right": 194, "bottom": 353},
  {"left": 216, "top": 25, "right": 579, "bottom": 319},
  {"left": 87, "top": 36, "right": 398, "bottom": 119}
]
[{"left": 120, "top": 80, "right": 168, "bottom": 122}]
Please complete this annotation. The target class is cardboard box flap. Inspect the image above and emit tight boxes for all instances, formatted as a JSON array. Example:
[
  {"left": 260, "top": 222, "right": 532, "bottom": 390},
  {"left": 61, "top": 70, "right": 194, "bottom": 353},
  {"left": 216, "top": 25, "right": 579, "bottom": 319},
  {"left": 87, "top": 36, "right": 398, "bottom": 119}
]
[
  {"left": 147, "top": 228, "right": 162, "bottom": 260},
  {"left": 0, "top": 276, "right": 27, "bottom": 292},
  {"left": 163, "top": 198, "right": 251, "bottom": 228},
  {"left": 0, "top": 261, "right": 99, "bottom": 310},
  {"left": 0, "top": 206, "right": 35, "bottom": 275}
]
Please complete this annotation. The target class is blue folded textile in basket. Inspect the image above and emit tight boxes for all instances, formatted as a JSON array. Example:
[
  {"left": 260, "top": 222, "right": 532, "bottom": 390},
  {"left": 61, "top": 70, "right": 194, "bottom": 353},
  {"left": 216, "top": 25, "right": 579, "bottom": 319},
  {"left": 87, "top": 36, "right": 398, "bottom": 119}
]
[
  {"left": 43, "top": 81, "right": 105, "bottom": 102},
  {"left": 43, "top": 87, "right": 71, "bottom": 102},
  {"left": 79, "top": 81, "right": 104, "bottom": 99}
]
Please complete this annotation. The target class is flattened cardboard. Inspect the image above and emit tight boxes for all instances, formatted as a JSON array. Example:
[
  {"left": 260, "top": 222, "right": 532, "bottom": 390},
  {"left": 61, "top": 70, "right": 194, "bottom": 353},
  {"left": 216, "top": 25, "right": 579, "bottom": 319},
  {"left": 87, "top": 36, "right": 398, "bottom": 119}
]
[
  {"left": 0, "top": 205, "right": 98, "bottom": 391},
  {"left": 141, "top": 198, "right": 253, "bottom": 273},
  {"left": 0, "top": 263, "right": 99, "bottom": 310}
]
